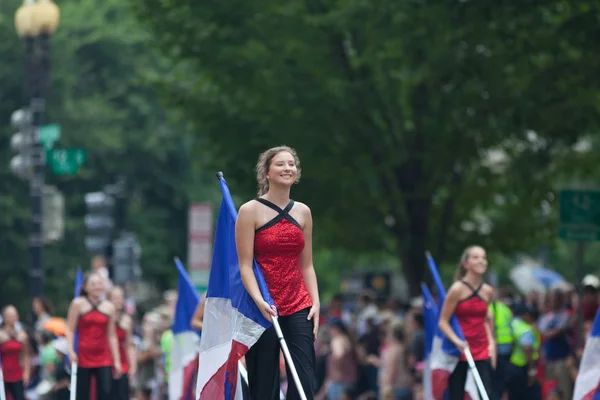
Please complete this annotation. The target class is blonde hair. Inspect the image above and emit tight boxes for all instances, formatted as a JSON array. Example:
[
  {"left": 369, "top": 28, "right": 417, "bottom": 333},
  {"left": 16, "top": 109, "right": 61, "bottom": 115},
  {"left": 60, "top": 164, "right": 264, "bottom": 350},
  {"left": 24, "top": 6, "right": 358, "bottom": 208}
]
[
  {"left": 108, "top": 285, "right": 124, "bottom": 301},
  {"left": 255, "top": 145, "right": 302, "bottom": 196},
  {"left": 454, "top": 245, "right": 482, "bottom": 281}
]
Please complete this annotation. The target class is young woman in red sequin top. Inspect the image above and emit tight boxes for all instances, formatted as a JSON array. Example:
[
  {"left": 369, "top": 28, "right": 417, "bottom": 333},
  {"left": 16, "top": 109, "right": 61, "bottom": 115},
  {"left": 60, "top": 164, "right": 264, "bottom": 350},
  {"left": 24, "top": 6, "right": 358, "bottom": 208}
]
[
  {"left": 66, "top": 272, "right": 122, "bottom": 400},
  {"left": 236, "top": 145, "right": 321, "bottom": 400},
  {"left": 0, "top": 305, "right": 31, "bottom": 400},
  {"left": 438, "top": 246, "right": 496, "bottom": 399}
]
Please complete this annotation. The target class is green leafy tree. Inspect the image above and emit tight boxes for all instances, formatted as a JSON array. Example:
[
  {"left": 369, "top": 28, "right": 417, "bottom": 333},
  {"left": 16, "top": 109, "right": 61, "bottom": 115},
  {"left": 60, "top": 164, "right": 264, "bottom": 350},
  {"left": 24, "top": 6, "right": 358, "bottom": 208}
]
[{"left": 133, "top": 0, "right": 600, "bottom": 294}]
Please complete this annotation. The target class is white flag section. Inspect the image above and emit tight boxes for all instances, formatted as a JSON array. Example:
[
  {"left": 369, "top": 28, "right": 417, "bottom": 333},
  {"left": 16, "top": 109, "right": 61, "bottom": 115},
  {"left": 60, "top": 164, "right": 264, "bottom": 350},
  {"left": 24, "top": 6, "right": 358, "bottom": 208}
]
[
  {"left": 429, "top": 335, "right": 480, "bottom": 400},
  {"left": 573, "top": 307, "right": 600, "bottom": 400},
  {"left": 196, "top": 177, "right": 276, "bottom": 400},
  {"left": 465, "top": 367, "right": 479, "bottom": 400}
]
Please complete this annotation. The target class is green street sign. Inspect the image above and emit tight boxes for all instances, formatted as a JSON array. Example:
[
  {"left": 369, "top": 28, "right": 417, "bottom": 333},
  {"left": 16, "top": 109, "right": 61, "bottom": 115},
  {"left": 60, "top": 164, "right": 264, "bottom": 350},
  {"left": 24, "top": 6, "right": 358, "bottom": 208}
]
[
  {"left": 558, "top": 228, "right": 600, "bottom": 242},
  {"left": 46, "top": 148, "right": 87, "bottom": 175},
  {"left": 38, "top": 124, "right": 61, "bottom": 148},
  {"left": 559, "top": 189, "right": 600, "bottom": 242}
]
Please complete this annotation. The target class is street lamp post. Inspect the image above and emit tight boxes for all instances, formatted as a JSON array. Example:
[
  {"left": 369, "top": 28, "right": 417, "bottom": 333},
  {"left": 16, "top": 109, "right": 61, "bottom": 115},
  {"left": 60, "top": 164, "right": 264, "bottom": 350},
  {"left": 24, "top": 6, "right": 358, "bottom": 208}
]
[{"left": 14, "top": 0, "right": 60, "bottom": 299}]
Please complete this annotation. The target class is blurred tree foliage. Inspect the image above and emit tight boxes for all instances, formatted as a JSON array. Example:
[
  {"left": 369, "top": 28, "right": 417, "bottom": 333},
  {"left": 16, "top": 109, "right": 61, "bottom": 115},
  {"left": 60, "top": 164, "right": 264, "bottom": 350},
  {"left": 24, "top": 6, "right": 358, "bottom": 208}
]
[
  {"left": 0, "top": 0, "right": 211, "bottom": 317},
  {"left": 132, "top": 0, "right": 600, "bottom": 295},
  {"left": 1, "top": 0, "right": 600, "bottom": 318}
]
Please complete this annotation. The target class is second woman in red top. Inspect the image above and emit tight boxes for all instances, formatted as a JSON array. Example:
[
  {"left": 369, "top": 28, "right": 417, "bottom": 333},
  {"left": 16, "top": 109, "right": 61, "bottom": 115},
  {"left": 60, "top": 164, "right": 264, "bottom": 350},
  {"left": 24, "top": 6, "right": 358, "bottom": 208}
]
[
  {"left": 66, "top": 272, "right": 122, "bottom": 400},
  {"left": 0, "top": 305, "right": 30, "bottom": 400},
  {"left": 108, "top": 286, "right": 136, "bottom": 400},
  {"left": 438, "top": 245, "right": 495, "bottom": 399}
]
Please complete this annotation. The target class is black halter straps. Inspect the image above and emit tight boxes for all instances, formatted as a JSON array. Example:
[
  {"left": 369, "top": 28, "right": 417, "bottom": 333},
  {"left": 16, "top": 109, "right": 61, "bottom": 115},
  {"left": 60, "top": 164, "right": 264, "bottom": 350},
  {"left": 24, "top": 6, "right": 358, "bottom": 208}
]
[
  {"left": 255, "top": 198, "right": 302, "bottom": 232},
  {"left": 83, "top": 296, "right": 109, "bottom": 316},
  {"left": 85, "top": 296, "right": 102, "bottom": 310},
  {"left": 458, "top": 280, "right": 487, "bottom": 303}
]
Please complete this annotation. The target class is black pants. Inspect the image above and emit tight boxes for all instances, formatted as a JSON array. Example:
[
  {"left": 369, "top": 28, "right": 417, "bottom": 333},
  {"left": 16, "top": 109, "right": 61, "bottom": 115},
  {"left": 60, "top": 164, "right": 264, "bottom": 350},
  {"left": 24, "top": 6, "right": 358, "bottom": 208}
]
[
  {"left": 76, "top": 366, "right": 112, "bottom": 400},
  {"left": 112, "top": 374, "right": 129, "bottom": 400},
  {"left": 492, "top": 354, "right": 511, "bottom": 400},
  {"left": 241, "top": 374, "right": 250, "bottom": 399},
  {"left": 506, "top": 365, "right": 541, "bottom": 400},
  {"left": 246, "top": 307, "right": 315, "bottom": 400},
  {"left": 448, "top": 359, "right": 492, "bottom": 400},
  {"left": 4, "top": 381, "right": 25, "bottom": 400}
]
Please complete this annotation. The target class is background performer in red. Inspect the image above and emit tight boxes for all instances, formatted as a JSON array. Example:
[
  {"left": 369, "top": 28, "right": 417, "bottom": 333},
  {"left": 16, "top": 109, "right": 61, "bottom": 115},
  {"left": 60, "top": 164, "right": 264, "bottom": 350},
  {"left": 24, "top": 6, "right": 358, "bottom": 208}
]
[
  {"left": 108, "top": 286, "right": 136, "bottom": 400},
  {"left": 0, "top": 305, "right": 30, "bottom": 400},
  {"left": 66, "top": 272, "right": 122, "bottom": 400}
]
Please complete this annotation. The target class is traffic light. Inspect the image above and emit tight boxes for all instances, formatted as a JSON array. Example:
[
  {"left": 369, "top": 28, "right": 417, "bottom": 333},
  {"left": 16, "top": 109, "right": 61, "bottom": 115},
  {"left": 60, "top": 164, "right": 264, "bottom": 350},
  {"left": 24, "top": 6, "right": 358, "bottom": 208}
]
[
  {"left": 84, "top": 191, "right": 115, "bottom": 255},
  {"left": 42, "top": 185, "right": 64, "bottom": 243},
  {"left": 112, "top": 232, "right": 142, "bottom": 284},
  {"left": 10, "top": 108, "right": 33, "bottom": 180}
]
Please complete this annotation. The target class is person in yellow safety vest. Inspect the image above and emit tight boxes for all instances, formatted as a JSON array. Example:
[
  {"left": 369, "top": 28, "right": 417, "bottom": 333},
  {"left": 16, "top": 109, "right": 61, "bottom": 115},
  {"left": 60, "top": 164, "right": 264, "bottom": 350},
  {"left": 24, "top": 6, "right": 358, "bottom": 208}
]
[
  {"left": 489, "top": 295, "right": 514, "bottom": 400},
  {"left": 506, "top": 304, "right": 541, "bottom": 400}
]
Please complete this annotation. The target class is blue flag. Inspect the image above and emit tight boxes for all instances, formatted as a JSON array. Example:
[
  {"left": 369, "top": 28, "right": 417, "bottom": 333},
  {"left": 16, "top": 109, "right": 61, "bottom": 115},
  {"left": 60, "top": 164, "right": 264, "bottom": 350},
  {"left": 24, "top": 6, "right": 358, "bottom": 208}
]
[
  {"left": 421, "top": 283, "right": 438, "bottom": 359},
  {"left": 196, "top": 175, "right": 274, "bottom": 400},
  {"left": 425, "top": 252, "right": 480, "bottom": 400},
  {"left": 169, "top": 258, "right": 201, "bottom": 400},
  {"left": 573, "top": 307, "right": 600, "bottom": 399},
  {"left": 425, "top": 253, "right": 465, "bottom": 357}
]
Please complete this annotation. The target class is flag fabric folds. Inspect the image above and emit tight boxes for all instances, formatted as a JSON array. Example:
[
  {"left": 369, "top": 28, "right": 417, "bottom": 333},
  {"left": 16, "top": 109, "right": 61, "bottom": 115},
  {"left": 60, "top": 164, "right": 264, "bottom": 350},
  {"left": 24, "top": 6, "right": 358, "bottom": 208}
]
[
  {"left": 573, "top": 307, "right": 600, "bottom": 400},
  {"left": 421, "top": 283, "right": 438, "bottom": 400},
  {"left": 170, "top": 259, "right": 201, "bottom": 400},
  {"left": 196, "top": 176, "right": 274, "bottom": 400},
  {"left": 425, "top": 254, "right": 479, "bottom": 400}
]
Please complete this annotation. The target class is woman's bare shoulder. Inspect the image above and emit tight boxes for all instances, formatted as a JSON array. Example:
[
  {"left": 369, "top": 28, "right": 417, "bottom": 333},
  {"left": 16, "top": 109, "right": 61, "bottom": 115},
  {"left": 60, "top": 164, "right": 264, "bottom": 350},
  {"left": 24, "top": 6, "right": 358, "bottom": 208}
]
[
  {"left": 447, "top": 280, "right": 466, "bottom": 295},
  {"left": 293, "top": 201, "right": 311, "bottom": 213},
  {"left": 239, "top": 200, "right": 259, "bottom": 215},
  {"left": 17, "top": 330, "right": 28, "bottom": 343},
  {"left": 481, "top": 283, "right": 495, "bottom": 302},
  {"left": 71, "top": 296, "right": 87, "bottom": 309}
]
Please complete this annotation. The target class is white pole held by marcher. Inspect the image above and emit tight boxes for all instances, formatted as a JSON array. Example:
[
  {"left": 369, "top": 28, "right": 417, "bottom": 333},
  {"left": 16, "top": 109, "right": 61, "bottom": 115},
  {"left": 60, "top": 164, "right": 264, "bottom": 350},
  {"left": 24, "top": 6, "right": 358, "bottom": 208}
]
[
  {"left": 464, "top": 348, "right": 490, "bottom": 400},
  {"left": 69, "top": 363, "right": 78, "bottom": 400},
  {"left": 272, "top": 316, "right": 307, "bottom": 400},
  {"left": 0, "top": 365, "right": 7, "bottom": 400}
]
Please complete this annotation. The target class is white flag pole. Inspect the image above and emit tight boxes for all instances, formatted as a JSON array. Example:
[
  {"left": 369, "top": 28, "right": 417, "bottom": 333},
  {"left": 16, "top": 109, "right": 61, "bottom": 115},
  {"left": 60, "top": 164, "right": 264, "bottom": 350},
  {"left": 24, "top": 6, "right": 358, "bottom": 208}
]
[
  {"left": 464, "top": 348, "right": 490, "bottom": 400},
  {"left": 69, "top": 363, "right": 77, "bottom": 400}
]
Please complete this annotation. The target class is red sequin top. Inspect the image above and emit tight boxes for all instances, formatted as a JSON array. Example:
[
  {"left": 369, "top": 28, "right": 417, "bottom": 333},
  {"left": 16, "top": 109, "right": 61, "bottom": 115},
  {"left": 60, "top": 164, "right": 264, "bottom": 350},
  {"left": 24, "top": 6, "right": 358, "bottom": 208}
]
[
  {"left": 77, "top": 298, "right": 113, "bottom": 368},
  {"left": 0, "top": 335, "right": 23, "bottom": 382},
  {"left": 116, "top": 318, "right": 129, "bottom": 374},
  {"left": 254, "top": 198, "right": 312, "bottom": 316},
  {"left": 454, "top": 281, "right": 490, "bottom": 361}
]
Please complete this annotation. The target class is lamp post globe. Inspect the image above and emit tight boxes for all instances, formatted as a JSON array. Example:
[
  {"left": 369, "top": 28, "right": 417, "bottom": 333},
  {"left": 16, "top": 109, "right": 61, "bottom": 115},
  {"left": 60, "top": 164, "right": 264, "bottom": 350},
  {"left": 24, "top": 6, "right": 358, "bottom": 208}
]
[
  {"left": 33, "top": 0, "right": 60, "bottom": 34},
  {"left": 14, "top": 0, "right": 38, "bottom": 37}
]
